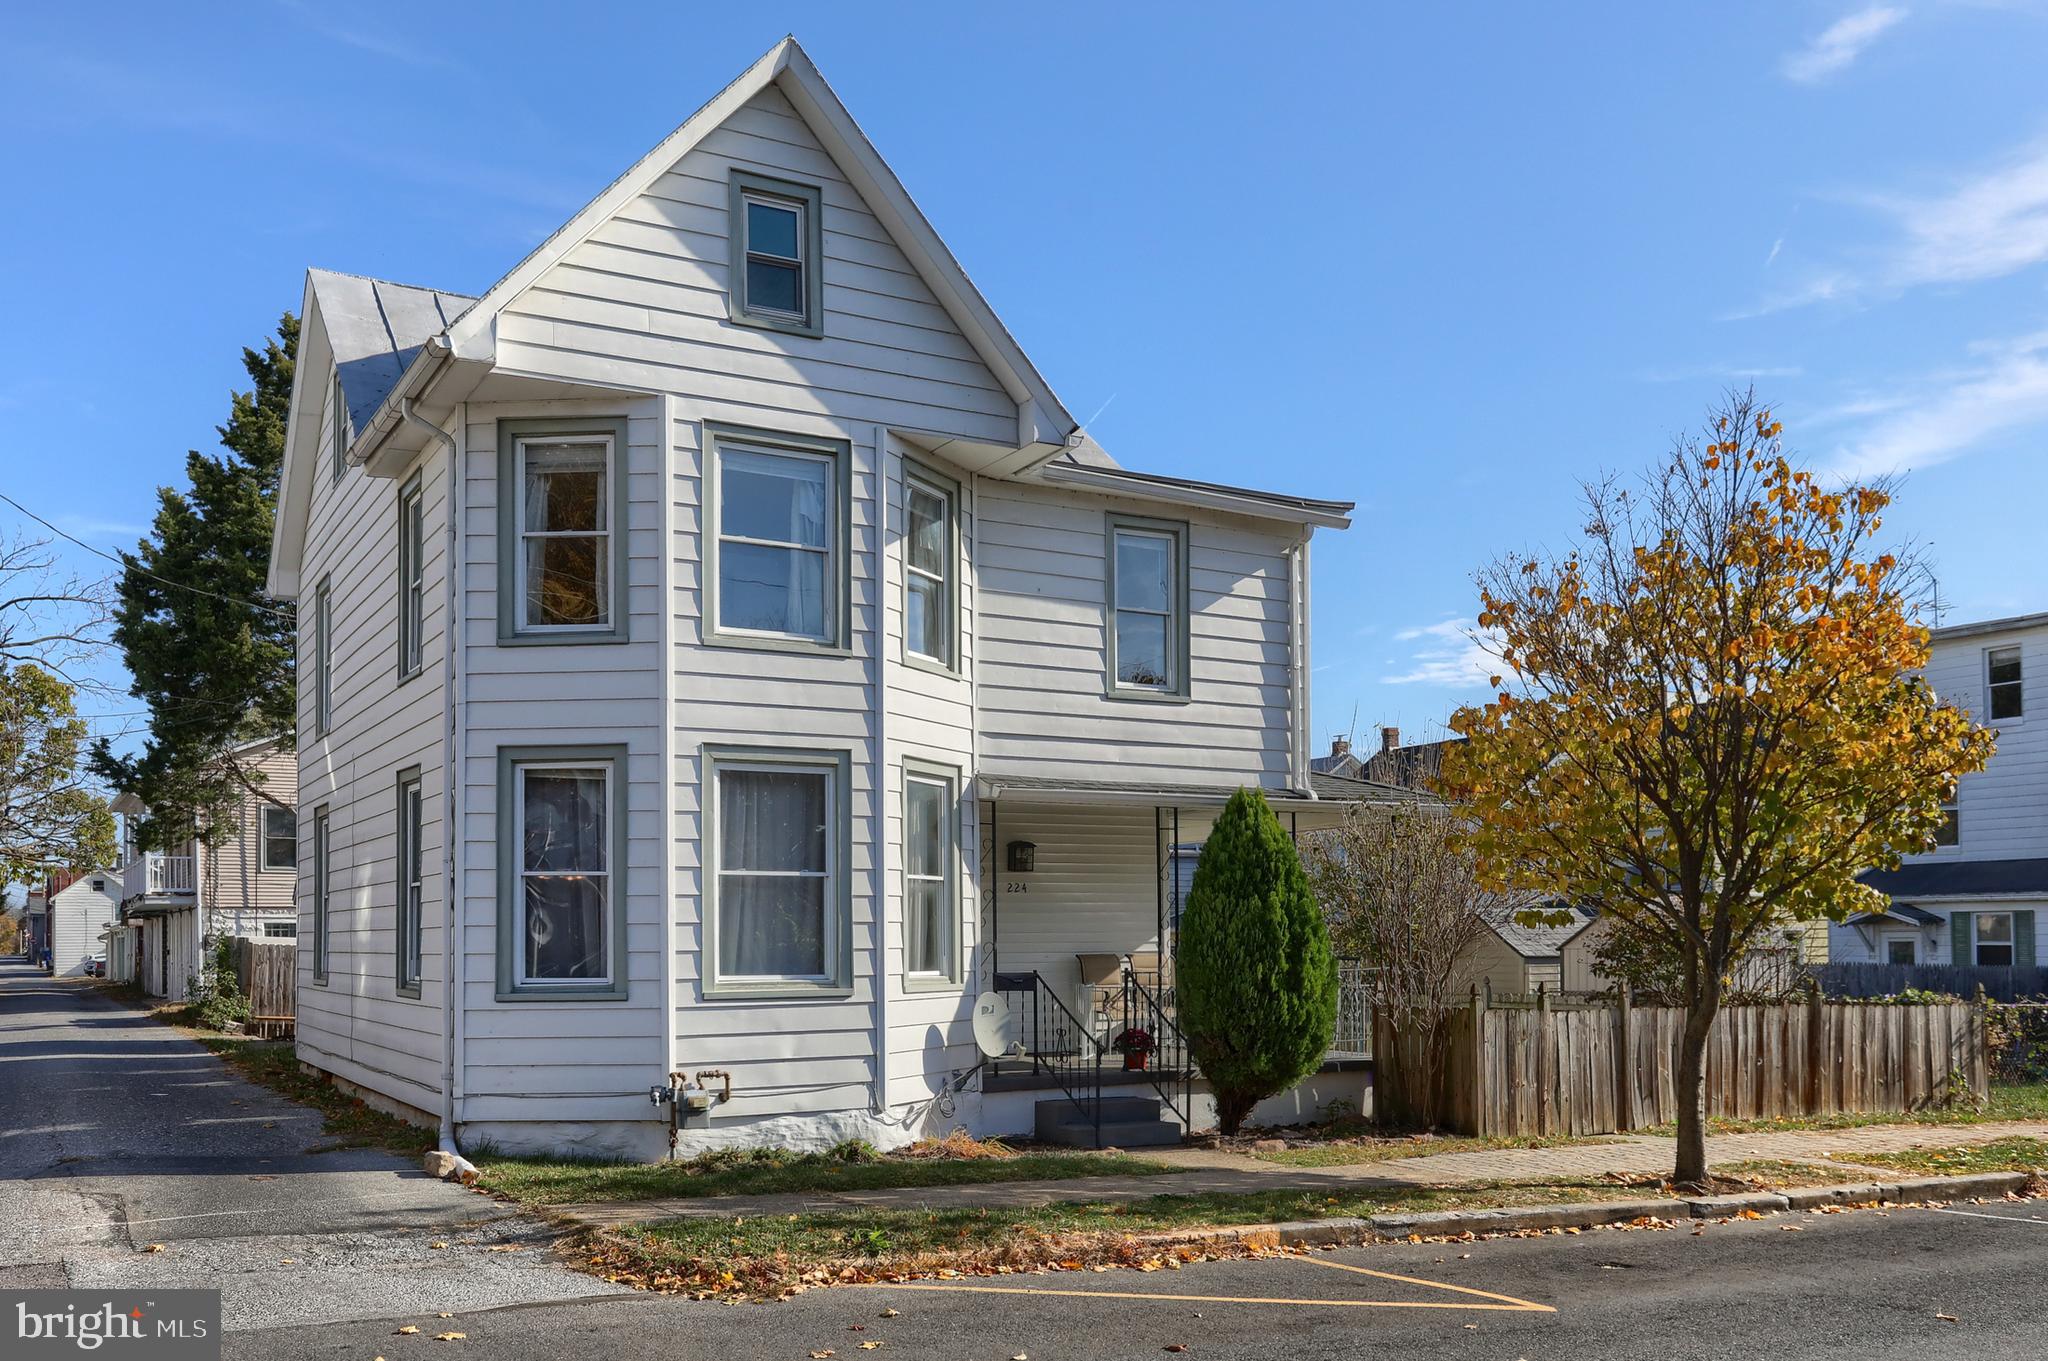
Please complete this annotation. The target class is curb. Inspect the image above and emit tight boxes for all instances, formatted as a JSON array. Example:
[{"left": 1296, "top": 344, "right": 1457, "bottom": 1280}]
[{"left": 1139, "top": 1172, "right": 2035, "bottom": 1251}]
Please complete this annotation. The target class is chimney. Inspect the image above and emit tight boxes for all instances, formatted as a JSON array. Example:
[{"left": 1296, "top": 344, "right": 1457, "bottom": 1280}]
[
  {"left": 1329, "top": 735, "right": 1350, "bottom": 758},
  {"left": 1380, "top": 726, "right": 1401, "bottom": 754}
]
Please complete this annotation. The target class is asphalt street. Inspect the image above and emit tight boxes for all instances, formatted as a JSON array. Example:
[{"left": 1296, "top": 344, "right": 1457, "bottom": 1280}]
[
  {"left": 0, "top": 959, "right": 627, "bottom": 1330},
  {"left": 229, "top": 1198, "right": 2048, "bottom": 1360}
]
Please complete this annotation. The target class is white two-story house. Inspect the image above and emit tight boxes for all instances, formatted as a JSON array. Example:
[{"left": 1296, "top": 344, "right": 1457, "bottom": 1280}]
[
  {"left": 265, "top": 38, "right": 1395, "bottom": 1160},
  {"left": 1832, "top": 611, "right": 2045, "bottom": 974}
]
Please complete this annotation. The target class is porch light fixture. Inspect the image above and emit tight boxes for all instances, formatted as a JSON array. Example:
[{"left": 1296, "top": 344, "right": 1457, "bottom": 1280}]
[{"left": 1006, "top": 841, "right": 1036, "bottom": 873}]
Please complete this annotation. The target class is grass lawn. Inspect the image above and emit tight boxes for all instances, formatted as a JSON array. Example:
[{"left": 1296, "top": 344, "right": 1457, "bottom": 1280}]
[
  {"left": 590, "top": 1174, "right": 1681, "bottom": 1297},
  {"left": 1648, "top": 1083, "right": 2048, "bottom": 1137},
  {"left": 477, "top": 1142, "right": 1176, "bottom": 1207},
  {"left": 1250, "top": 1131, "right": 1626, "bottom": 1169},
  {"left": 1849, "top": 1137, "right": 2048, "bottom": 1177}
]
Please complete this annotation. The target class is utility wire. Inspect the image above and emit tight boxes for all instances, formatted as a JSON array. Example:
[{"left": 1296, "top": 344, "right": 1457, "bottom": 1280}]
[{"left": 0, "top": 491, "right": 294, "bottom": 622}]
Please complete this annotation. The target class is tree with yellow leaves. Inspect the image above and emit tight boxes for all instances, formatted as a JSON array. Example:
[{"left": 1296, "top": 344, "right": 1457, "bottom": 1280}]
[{"left": 1442, "top": 392, "right": 1993, "bottom": 1188}]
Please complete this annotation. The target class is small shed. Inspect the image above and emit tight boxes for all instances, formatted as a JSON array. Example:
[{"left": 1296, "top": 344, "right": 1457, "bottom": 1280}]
[{"left": 1466, "top": 902, "right": 1598, "bottom": 995}]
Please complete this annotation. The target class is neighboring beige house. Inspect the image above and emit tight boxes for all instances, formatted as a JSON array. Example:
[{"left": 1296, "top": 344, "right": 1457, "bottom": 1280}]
[
  {"left": 111, "top": 738, "right": 300, "bottom": 1000},
  {"left": 266, "top": 37, "right": 1385, "bottom": 1160}
]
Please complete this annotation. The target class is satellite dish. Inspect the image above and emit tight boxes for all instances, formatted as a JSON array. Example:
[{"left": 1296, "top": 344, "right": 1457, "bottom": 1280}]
[{"left": 971, "top": 991, "right": 1022, "bottom": 1059}]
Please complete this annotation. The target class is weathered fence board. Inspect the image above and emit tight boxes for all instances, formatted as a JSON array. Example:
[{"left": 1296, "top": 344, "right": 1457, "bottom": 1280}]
[
  {"left": 1436, "top": 994, "right": 1984, "bottom": 1136},
  {"left": 232, "top": 938, "right": 296, "bottom": 1039}
]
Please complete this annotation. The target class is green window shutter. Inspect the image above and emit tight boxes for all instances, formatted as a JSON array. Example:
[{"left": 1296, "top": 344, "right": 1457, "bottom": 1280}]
[
  {"left": 2016, "top": 910, "right": 2037, "bottom": 968},
  {"left": 1950, "top": 911, "right": 1971, "bottom": 965}
]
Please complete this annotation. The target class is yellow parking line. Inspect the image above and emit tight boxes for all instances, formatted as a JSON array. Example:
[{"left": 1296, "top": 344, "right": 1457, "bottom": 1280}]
[{"left": 859, "top": 1258, "right": 1556, "bottom": 1314}]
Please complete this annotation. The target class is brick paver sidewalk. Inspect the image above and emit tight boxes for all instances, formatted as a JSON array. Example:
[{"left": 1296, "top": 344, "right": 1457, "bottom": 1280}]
[{"left": 557, "top": 1119, "right": 2048, "bottom": 1228}]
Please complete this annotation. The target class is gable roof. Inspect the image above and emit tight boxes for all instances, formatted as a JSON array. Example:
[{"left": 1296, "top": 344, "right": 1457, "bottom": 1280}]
[
  {"left": 1480, "top": 901, "right": 1594, "bottom": 959},
  {"left": 442, "top": 36, "right": 1072, "bottom": 448}
]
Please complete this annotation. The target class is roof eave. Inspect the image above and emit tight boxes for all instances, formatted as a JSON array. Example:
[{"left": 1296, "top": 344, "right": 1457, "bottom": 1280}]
[{"left": 1034, "top": 461, "right": 1353, "bottom": 529}]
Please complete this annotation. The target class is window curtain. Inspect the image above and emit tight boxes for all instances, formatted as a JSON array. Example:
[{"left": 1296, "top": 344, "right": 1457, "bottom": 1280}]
[
  {"left": 522, "top": 770, "right": 607, "bottom": 980},
  {"left": 719, "top": 768, "right": 827, "bottom": 978}
]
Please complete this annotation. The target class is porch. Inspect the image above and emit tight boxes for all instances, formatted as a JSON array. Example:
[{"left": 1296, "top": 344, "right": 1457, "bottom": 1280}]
[{"left": 972, "top": 773, "right": 1410, "bottom": 1144}]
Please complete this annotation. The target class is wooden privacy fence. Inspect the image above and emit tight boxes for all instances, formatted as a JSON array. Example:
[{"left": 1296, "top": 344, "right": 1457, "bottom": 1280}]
[
  {"left": 1425, "top": 990, "right": 1987, "bottom": 1137},
  {"left": 231, "top": 938, "right": 296, "bottom": 1038},
  {"left": 1812, "top": 962, "right": 2048, "bottom": 1004}
]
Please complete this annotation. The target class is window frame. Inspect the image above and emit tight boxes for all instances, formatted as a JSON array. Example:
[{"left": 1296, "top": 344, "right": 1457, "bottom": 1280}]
[
  {"left": 1934, "top": 803, "right": 1960, "bottom": 849},
  {"left": 703, "top": 423, "right": 853, "bottom": 654},
  {"left": 701, "top": 745, "right": 853, "bottom": 999},
  {"left": 263, "top": 920, "right": 298, "bottom": 939},
  {"left": 1975, "top": 911, "right": 2016, "bottom": 967},
  {"left": 727, "top": 171, "right": 825, "bottom": 338},
  {"left": 397, "top": 471, "right": 426, "bottom": 680},
  {"left": 494, "top": 744, "right": 630, "bottom": 1001},
  {"left": 1103, "top": 513, "right": 1192, "bottom": 701},
  {"left": 495, "top": 417, "right": 632, "bottom": 646},
  {"left": 331, "top": 372, "right": 349, "bottom": 485},
  {"left": 312, "top": 576, "right": 332, "bottom": 736},
  {"left": 901, "top": 462, "right": 960, "bottom": 675},
  {"left": 901, "top": 760, "right": 962, "bottom": 990},
  {"left": 311, "top": 805, "right": 331, "bottom": 985},
  {"left": 396, "top": 766, "right": 424, "bottom": 997},
  {"left": 258, "top": 805, "right": 298, "bottom": 874},
  {"left": 1883, "top": 934, "right": 1919, "bottom": 966},
  {"left": 1987, "top": 645, "right": 2024, "bottom": 722}
]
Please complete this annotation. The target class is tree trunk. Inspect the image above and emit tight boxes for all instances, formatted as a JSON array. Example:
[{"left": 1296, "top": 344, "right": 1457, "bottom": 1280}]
[
  {"left": 1673, "top": 1001, "right": 1716, "bottom": 1188},
  {"left": 1216, "top": 1089, "right": 1257, "bottom": 1135}
]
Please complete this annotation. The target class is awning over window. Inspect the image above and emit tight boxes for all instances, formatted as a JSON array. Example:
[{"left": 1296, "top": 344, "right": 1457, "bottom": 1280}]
[
  {"left": 1845, "top": 903, "right": 1943, "bottom": 927},
  {"left": 974, "top": 770, "right": 1439, "bottom": 809}
]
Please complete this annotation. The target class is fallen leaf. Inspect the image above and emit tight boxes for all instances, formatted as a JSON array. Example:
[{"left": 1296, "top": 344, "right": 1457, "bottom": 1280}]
[
  {"left": 433, "top": 1333, "right": 466, "bottom": 1342},
  {"left": 857, "top": 1344, "right": 883, "bottom": 1352},
  {"left": 143, "top": 1244, "right": 166, "bottom": 1254},
  {"left": 877, "top": 1309, "right": 899, "bottom": 1319},
  {"left": 1936, "top": 1314, "right": 1958, "bottom": 1324},
  {"left": 280, "top": 1258, "right": 296, "bottom": 1265},
  {"left": 810, "top": 1351, "right": 835, "bottom": 1359},
  {"left": 429, "top": 1242, "right": 449, "bottom": 1250},
  {"left": 1011, "top": 1354, "right": 1029, "bottom": 1360},
  {"left": 1164, "top": 1347, "right": 1189, "bottom": 1355},
  {"left": 395, "top": 1326, "right": 420, "bottom": 1335},
  {"left": 484, "top": 1245, "right": 521, "bottom": 1253},
  {"left": 1779, "top": 1225, "right": 1805, "bottom": 1232},
  {"left": 437, "top": 1313, "right": 452, "bottom": 1319}
]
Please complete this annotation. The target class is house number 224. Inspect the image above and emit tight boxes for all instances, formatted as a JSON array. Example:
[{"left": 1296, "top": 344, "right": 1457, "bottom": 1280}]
[{"left": 1004, "top": 881, "right": 1029, "bottom": 894}]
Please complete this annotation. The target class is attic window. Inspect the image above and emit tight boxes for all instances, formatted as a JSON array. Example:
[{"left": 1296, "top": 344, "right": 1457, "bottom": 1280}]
[
  {"left": 728, "top": 172, "right": 824, "bottom": 338},
  {"left": 330, "top": 372, "right": 349, "bottom": 485}
]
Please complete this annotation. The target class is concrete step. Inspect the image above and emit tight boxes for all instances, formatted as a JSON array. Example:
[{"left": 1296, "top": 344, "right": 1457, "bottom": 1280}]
[{"left": 1033, "top": 1095, "right": 1182, "bottom": 1148}]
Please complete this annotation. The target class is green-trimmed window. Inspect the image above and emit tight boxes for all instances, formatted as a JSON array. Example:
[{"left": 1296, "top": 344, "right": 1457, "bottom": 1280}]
[
  {"left": 312, "top": 577, "right": 332, "bottom": 736},
  {"left": 904, "top": 470, "right": 954, "bottom": 669},
  {"left": 398, "top": 473, "right": 426, "bottom": 677},
  {"left": 705, "top": 747, "right": 850, "bottom": 995},
  {"left": 331, "top": 373, "right": 349, "bottom": 484},
  {"left": 1106, "top": 516, "right": 1190, "bottom": 698},
  {"left": 728, "top": 172, "right": 824, "bottom": 337},
  {"left": 311, "top": 806, "right": 331, "bottom": 984},
  {"left": 397, "top": 769, "right": 423, "bottom": 994},
  {"left": 903, "top": 766, "right": 958, "bottom": 984}
]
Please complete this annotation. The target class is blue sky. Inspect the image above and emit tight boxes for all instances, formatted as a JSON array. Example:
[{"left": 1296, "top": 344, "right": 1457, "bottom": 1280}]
[{"left": 3, "top": 2, "right": 2047, "bottom": 761}]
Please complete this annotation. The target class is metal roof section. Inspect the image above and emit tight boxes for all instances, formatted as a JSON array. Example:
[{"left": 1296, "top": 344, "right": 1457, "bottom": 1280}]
[
  {"left": 1929, "top": 609, "right": 2048, "bottom": 641},
  {"left": 1033, "top": 460, "right": 1354, "bottom": 529},
  {"left": 307, "top": 269, "right": 475, "bottom": 436},
  {"left": 1858, "top": 858, "right": 2048, "bottom": 899}
]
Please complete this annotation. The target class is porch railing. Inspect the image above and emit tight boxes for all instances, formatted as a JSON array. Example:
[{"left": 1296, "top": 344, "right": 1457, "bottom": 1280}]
[
  {"left": 122, "top": 853, "right": 195, "bottom": 902},
  {"left": 1110, "top": 964, "right": 1193, "bottom": 1129},
  {"left": 994, "top": 971, "right": 1104, "bottom": 1144}
]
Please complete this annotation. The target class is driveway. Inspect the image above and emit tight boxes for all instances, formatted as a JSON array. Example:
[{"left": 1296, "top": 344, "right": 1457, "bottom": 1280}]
[{"left": 0, "top": 958, "right": 627, "bottom": 1331}]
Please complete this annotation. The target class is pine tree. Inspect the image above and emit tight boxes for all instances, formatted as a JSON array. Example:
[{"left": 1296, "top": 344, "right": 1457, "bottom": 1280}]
[
  {"left": 95, "top": 316, "right": 298, "bottom": 845},
  {"left": 1176, "top": 786, "right": 1336, "bottom": 1133}
]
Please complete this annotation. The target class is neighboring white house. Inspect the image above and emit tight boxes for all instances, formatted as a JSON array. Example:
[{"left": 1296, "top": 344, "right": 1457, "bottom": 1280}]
[
  {"left": 111, "top": 738, "right": 301, "bottom": 1000},
  {"left": 264, "top": 37, "right": 1393, "bottom": 1160},
  {"left": 41, "top": 870, "right": 120, "bottom": 977},
  {"left": 1830, "top": 610, "right": 2046, "bottom": 971}
]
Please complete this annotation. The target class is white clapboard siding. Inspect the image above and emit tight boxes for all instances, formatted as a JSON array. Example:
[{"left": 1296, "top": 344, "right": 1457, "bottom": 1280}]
[
  {"left": 1918, "top": 622, "right": 2048, "bottom": 862},
  {"left": 294, "top": 361, "right": 451, "bottom": 1111},
  {"left": 453, "top": 399, "right": 667, "bottom": 1128},
  {"left": 48, "top": 876, "right": 121, "bottom": 977},
  {"left": 975, "top": 478, "right": 1300, "bottom": 787}
]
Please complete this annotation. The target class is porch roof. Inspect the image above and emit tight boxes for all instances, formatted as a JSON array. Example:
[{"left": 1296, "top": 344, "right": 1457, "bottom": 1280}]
[{"left": 976, "top": 770, "right": 1439, "bottom": 808}]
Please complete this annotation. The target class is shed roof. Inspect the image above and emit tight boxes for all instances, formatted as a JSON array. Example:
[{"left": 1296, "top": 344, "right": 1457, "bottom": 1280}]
[
  {"left": 1480, "top": 901, "right": 1595, "bottom": 959},
  {"left": 1857, "top": 858, "right": 2048, "bottom": 899}
]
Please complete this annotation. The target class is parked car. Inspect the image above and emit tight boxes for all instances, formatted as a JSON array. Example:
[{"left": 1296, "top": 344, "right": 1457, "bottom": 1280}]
[{"left": 85, "top": 954, "right": 107, "bottom": 978}]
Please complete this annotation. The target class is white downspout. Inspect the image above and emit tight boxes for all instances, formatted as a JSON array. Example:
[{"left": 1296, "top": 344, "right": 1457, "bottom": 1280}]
[
  {"left": 403, "top": 396, "right": 476, "bottom": 1179},
  {"left": 1293, "top": 531, "right": 1316, "bottom": 797},
  {"left": 658, "top": 398, "right": 680, "bottom": 1141},
  {"left": 871, "top": 426, "right": 891, "bottom": 1117}
]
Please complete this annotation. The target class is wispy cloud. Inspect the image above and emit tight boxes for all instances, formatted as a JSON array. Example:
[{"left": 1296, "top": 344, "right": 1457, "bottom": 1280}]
[
  {"left": 1743, "top": 134, "right": 2048, "bottom": 314},
  {"left": 1781, "top": 5, "right": 1909, "bottom": 83},
  {"left": 1637, "top": 361, "right": 1804, "bottom": 384},
  {"left": 50, "top": 514, "right": 149, "bottom": 542},
  {"left": 277, "top": 1, "right": 450, "bottom": 71},
  {"left": 1383, "top": 618, "right": 1500, "bottom": 689},
  {"left": 1821, "top": 325, "right": 2048, "bottom": 478}
]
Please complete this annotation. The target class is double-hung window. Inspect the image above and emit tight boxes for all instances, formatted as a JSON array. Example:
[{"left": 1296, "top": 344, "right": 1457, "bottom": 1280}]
[
  {"left": 710, "top": 428, "right": 847, "bottom": 647},
  {"left": 1975, "top": 912, "right": 2015, "bottom": 967},
  {"left": 903, "top": 766, "right": 958, "bottom": 985},
  {"left": 260, "top": 805, "right": 297, "bottom": 872},
  {"left": 1106, "top": 516, "right": 1190, "bottom": 698},
  {"left": 904, "top": 469, "right": 955, "bottom": 669},
  {"left": 311, "top": 806, "right": 330, "bottom": 984},
  {"left": 497, "top": 418, "right": 628, "bottom": 643},
  {"left": 396, "top": 769, "right": 423, "bottom": 994},
  {"left": 707, "top": 749, "right": 848, "bottom": 993},
  {"left": 728, "top": 172, "right": 824, "bottom": 336},
  {"left": 1934, "top": 804, "right": 1960, "bottom": 848},
  {"left": 312, "top": 577, "right": 332, "bottom": 736},
  {"left": 398, "top": 473, "right": 425, "bottom": 677},
  {"left": 1988, "top": 646, "right": 2023, "bottom": 720},
  {"left": 512, "top": 760, "right": 613, "bottom": 988}
]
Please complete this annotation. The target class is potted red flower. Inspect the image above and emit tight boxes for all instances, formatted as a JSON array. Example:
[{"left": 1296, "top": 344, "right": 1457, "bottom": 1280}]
[{"left": 1111, "top": 1026, "right": 1156, "bottom": 1071}]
